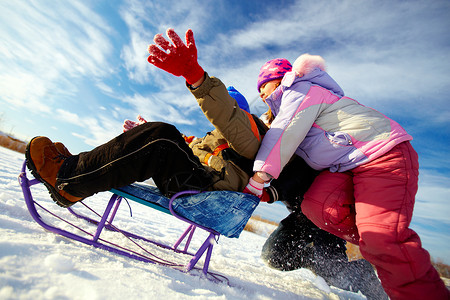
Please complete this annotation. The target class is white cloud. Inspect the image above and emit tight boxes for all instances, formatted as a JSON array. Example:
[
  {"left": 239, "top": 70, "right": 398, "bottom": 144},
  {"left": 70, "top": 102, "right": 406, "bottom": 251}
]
[
  {"left": 1, "top": 0, "right": 449, "bottom": 159},
  {"left": 96, "top": 82, "right": 114, "bottom": 95},
  {"left": 56, "top": 109, "right": 81, "bottom": 125},
  {"left": 0, "top": 72, "right": 51, "bottom": 113},
  {"left": 207, "top": 0, "right": 450, "bottom": 123},
  {"left": 0, "top": 1, "right": 114, "bottom": 111},
  {"left": 121, "top": 88, "right": 198, "bottom": 126},
  {"left": 415, "top": 170, "right": 450, "bottom": 222},
  {"left": 121, "top": 30, "right": 153, "bottom": 84},
  {"left": 71, "top": 114, "right": 123, "bottom": 148}
]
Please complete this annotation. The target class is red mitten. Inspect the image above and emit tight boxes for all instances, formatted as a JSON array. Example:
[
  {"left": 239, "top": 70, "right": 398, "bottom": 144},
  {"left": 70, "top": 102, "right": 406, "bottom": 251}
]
[
  {"left": 147, "top": 28, "right": 204, "bottom": 85},
  {"left": 242, "top": 178, "right": 264, "bottom": 199},
  {"left": 123, "top": 115, "right": 147, "bottom": 132}
]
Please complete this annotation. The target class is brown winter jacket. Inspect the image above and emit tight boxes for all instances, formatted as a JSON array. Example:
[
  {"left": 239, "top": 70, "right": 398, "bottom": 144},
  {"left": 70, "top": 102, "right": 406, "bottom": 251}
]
[{"left": 188, "top": 74, "right": 267, "bottom": 192}]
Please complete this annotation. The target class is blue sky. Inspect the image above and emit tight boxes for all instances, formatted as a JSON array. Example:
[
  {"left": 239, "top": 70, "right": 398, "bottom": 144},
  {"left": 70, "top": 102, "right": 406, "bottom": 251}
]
[{"left": 1, "top": 0, "right": 449, "bottom": 263}]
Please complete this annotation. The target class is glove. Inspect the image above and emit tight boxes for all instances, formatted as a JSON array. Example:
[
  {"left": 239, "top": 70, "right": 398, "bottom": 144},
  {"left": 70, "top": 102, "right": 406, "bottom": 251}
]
[
  {"left": 123, "top": 115, "right": 147, "bottom": 132},
  {"left": 260, "top": 185, "right": 279, "bottom": 203},
  {"left": 147, "top": 28, "right": 204, "bottom": 85},
  {"left": 243, "top": 178, "right": 264, "bottom": 199}
]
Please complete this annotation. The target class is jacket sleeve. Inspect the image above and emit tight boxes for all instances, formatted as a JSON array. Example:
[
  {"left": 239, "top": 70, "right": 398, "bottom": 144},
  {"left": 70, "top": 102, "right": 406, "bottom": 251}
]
[
  {"left": 189, "top": 130, "right": 228, "bottom": 171},
  {"left": 254, "top": 86, "right": 321, "bottom": 178},
  {"left": 188, "top": 74, "right": 261, "bottom": 160}
]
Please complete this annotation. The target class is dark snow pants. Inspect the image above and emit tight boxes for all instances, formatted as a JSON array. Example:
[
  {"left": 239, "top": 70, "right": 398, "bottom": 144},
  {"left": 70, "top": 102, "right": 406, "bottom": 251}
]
[
  {"left": 261, "top": 212, "right": 388, "bottom": 299},
  {"left": 56, "top": 122, "right": 214, "bottom": 198}
]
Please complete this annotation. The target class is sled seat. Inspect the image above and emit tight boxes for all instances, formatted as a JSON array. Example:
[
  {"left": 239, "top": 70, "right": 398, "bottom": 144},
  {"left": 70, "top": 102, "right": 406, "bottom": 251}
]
[{"left": 18, "top": 160, "right": 259, "bottom": 279}]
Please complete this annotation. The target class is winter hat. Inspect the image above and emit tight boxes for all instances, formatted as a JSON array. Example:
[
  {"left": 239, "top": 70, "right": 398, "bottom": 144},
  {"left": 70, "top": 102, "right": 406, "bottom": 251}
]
[
  {"left": 257, "top": 58, "right": 292, "bottom": 92},
  {"left": 227, "top": 86, "right": 250, "bottom": 113}
]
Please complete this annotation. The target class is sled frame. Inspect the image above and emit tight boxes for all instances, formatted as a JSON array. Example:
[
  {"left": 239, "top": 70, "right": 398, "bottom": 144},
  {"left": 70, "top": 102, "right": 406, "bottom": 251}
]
[{"left": 18, "top": 160, "right": 223, "bottom": 279}]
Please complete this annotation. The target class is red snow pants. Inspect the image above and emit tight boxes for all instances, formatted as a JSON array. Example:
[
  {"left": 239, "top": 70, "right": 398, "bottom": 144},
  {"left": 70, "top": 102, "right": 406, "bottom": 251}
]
[{"left": 301, "top": 142, "right": 449, "bottom": 300}]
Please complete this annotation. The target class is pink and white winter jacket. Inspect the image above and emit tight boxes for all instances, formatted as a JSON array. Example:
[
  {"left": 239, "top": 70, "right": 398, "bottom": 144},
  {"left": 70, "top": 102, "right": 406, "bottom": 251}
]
[{"left": 253, "top": 54, "right": 412, "bottom": 178}]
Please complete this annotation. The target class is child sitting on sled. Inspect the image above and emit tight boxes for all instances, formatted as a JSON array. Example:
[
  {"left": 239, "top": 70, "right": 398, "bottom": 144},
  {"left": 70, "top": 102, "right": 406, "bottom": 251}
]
[{"left": 26, "top": 28, "right": 265, "bottom": 207}]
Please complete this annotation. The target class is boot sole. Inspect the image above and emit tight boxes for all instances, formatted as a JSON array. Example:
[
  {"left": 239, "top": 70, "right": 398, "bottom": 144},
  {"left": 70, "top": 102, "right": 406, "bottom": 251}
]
[{"left": 25, "top": 137, "right": 79, "bottom": 208}]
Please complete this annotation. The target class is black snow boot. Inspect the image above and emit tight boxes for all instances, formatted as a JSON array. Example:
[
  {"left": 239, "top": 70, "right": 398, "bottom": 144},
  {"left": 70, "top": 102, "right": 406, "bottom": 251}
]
[{"left": 261, "top": 212, "right": 388, "bottom": 299}]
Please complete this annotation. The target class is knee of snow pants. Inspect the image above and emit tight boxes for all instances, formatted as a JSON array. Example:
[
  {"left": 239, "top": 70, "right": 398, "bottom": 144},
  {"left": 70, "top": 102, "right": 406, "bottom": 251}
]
[{"left": 301, "top": 170, "right": 360, "bottom": 244}]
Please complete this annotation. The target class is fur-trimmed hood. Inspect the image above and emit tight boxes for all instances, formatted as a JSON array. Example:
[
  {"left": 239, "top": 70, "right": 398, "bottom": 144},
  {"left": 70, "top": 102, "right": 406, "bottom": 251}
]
[
  {"left": 282, "top": 54, "right": 328, "bottom": 87},
  {"left": 292, "top": 54, "right": 326, "bottom": 76},
  {"left": 264, "top": 54, "right": 344, "bottom": 117}
]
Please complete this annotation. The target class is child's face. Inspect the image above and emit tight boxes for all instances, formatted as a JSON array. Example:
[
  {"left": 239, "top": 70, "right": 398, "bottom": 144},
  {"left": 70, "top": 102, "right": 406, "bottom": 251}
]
[{"left": 259, "top": 79, "right": 281, "bottom": 103}]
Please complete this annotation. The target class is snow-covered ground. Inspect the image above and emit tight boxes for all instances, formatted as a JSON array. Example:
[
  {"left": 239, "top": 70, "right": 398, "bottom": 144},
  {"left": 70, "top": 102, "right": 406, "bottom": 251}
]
[{"left": 0, "top": 146, "right": 372, "bottom": 299}]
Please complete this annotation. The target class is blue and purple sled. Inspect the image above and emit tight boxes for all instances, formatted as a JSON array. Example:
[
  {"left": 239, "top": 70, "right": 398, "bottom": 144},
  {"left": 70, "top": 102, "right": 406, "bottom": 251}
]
[{"left": 18, "top": 160, "right": 259, "bottom": 282}]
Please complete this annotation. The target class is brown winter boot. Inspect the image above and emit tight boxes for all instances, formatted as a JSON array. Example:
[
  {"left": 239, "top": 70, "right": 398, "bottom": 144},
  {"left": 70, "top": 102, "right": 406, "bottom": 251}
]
[
  {"left": 25, "top": 136, "right": 83, "bottom": 207},
  {"left": 54, "top": 142, "right": 72, "bottom": 157}
]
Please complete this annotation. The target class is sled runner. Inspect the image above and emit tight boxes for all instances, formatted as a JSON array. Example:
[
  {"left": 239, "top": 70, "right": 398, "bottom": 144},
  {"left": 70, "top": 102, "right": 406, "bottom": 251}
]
[{"left": 18, "top": 160, "right": 259, "bottom": 282}]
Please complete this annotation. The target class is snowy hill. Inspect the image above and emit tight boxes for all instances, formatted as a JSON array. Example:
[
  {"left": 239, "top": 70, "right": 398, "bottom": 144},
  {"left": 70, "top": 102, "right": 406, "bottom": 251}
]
[{"left": 0, "top": 145, "right": 370, "bottom": 299}]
